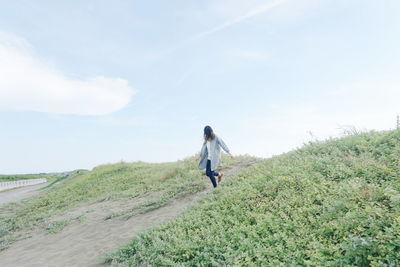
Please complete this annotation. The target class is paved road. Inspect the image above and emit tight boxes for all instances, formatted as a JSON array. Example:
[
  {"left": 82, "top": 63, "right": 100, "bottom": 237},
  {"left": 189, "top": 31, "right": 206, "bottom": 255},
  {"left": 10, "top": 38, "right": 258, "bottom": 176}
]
[{"left": 0, "top": 182, "right": 49, "bottom": 206}]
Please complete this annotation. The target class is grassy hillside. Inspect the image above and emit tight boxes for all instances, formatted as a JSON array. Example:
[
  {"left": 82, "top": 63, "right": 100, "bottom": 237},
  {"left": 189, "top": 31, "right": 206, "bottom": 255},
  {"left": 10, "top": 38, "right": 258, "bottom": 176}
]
[
  {"left": 0, "top": 156, "right": 255, "bottom": 251},
  {"left": 108, "top": 130, "right": 400, "bottom": 266}
]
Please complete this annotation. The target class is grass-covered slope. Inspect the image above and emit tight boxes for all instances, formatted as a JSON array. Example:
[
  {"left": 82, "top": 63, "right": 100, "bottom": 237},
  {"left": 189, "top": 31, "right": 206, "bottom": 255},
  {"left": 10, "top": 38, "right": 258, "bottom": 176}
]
[
  {"left": 0, "top": 156, "right": 254, "bottom": 251},
  {"left": 108, "top": 130, "right": 400, "bottom": 266}
]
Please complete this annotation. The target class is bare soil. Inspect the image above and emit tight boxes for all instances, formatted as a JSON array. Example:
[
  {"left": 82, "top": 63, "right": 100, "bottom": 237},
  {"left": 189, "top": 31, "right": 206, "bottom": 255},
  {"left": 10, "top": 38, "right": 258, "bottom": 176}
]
[{"left": 0, "top": 183, "right": 49, "bottom": 207}]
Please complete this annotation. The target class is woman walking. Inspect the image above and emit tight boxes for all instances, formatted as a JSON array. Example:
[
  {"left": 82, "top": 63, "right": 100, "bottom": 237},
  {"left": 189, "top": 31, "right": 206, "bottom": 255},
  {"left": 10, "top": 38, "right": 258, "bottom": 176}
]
[{"left": 198, "top": 126, "right": 233, "bottom": 188}]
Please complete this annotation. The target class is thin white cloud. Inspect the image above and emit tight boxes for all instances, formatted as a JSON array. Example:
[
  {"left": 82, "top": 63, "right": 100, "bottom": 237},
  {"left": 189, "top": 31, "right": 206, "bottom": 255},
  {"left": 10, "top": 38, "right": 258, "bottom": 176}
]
[
  {"left": 0, "top": 32, "right": 135, "bottom": 116},
  {"left": 154, "top": 0, "right": 291, "bottom": 62},
  {"left": 193, "top": 0, "right": 289, "bottom": 40}
]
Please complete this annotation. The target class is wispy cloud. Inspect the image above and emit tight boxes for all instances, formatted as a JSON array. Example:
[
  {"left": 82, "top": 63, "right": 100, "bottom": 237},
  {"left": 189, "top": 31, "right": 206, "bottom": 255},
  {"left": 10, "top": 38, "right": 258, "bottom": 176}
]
[
  {"left": 152, "top": 0, "right": 290, "bottom": 65},
  {"left": 193, "top": 0, "right": 289, "bottom": 40},
  {"left": 175, "top": 67, "right": 193, "bottom": 87},
  {"left": 0, "top": 31, "right": 135, "bottom": 116}
]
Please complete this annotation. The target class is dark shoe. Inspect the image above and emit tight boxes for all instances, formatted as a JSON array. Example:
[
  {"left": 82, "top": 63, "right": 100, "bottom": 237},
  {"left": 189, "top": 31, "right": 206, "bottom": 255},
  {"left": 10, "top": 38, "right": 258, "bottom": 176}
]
[{"left": 218, "top": 173, "right": 224, "bottom": 183}]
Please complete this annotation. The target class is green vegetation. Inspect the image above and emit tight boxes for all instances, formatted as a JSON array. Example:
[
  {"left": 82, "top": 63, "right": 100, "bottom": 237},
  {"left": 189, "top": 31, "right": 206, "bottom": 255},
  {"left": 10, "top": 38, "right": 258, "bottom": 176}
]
[
  {"left": 0, "top": 171, "right": 85, "bottom": 183},
  {"left": 0, "top": 173, "right": 53, "bottom": 183},
  {"left": 46, "top": 219, "right": 70, "bottom": 234},
  {"left": 0, "top": 155, "right": 254, "bottom": 251},
  {"left": 108, "top": 130, "right": 400, "bottom": 266}
]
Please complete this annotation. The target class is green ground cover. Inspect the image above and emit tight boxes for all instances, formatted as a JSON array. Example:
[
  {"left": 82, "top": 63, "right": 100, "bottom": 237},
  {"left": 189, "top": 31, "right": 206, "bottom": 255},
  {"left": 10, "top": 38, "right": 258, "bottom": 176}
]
[{"left": 108, "top": 130, "right": 400, "bottom": 266}]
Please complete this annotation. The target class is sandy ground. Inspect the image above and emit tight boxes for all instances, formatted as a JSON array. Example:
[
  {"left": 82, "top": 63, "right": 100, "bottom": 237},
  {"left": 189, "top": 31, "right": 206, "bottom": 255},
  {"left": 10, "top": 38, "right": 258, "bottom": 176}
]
[
  {"left": 0, "top": 159, "right": 260, "bottom": 267},
  {"left": 0, "top": 182, "right": 49, "bottom": 207},
  {"left": 0, "top": 195, "right": 203, "bottom": 267}
]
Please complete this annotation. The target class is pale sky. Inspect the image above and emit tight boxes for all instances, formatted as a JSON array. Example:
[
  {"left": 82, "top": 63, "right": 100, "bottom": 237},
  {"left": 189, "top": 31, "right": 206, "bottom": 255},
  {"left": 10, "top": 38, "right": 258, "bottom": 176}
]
[{"left": 1, "top": 0, "right": 399, "bottom": 174}]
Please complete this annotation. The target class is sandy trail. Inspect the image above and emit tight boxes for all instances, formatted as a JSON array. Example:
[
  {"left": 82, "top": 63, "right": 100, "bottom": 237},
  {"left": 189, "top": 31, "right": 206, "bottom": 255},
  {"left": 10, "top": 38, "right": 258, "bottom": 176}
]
[
  {"left": 0, "top": 195, "right": 203, "bottom": 267},
  {"left": 0, "top": 159, "right": 260, "bottom": 267},
  {"left": 0, "top": 182, "right": 49, "bottom": 207}
]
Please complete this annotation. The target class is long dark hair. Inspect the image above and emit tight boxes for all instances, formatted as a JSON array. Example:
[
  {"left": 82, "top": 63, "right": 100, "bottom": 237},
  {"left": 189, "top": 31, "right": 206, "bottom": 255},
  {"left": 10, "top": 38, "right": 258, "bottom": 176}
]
[{"left": 204, "top": 125, "right": 215, "bottom": 141}]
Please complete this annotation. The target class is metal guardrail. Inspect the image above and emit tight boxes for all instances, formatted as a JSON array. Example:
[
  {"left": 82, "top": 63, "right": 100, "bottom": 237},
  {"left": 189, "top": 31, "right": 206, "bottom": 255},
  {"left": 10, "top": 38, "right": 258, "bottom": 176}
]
[{"left": 0, "top": 178, "right": 47, "bottom": 192}]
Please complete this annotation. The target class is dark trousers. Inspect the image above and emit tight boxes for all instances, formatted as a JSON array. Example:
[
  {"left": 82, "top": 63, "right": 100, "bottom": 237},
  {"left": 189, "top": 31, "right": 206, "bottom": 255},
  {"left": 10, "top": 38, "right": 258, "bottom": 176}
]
[{"left": 206, "top": 160, "right": 219, "bottom": 188}]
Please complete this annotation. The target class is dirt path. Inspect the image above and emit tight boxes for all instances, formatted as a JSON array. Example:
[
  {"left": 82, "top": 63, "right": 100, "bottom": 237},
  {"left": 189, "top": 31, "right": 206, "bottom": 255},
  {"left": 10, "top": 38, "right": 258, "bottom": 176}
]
[
  {"left": 0, "top": 159, "right": 260, "bottom": 267},
  {"left": 0, "top": 182, "right": 50, "bottom": 207}
]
